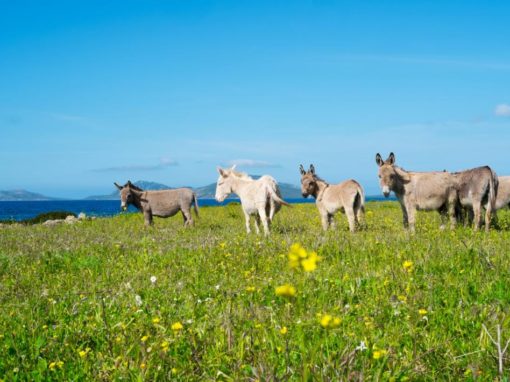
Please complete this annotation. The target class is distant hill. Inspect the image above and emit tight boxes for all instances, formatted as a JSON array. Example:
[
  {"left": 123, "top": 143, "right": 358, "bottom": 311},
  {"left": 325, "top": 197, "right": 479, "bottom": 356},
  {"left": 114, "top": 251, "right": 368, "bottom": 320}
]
[
  {"left": 85, "top": 178, "right": 303, "bottom": 200},
  {"left": 191, "top": 176, "right": 303, "bottom": 199},
  {"left": 85, "top": 181, "right": 173, "bottom": 200},
  {"left": 0, "top": 190, "right": 60, "bottom": 201}
]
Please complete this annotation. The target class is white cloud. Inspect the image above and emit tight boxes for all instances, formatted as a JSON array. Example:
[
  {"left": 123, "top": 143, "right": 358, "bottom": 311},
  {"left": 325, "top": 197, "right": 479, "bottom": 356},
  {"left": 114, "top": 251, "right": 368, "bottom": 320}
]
[
  {"left": 225, "top": 159, "right": 280, "bottom": 168},
  {"left": 495, "top": 104, "right": 510, "bottom": 117},
  {"left": 93, "top": 158, "right": 178, "bottom": 172}
]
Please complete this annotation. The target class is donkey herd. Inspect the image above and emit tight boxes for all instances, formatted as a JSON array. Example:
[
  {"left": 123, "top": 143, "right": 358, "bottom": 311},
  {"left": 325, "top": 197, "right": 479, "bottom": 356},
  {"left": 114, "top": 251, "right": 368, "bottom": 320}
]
[{"left": 115, "top": 152, "right": 509, "bottom": 235}]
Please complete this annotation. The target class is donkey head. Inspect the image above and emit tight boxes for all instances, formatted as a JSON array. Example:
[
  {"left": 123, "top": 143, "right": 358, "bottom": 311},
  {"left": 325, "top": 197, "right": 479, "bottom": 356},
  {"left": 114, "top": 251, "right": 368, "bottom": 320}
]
[
  {"left": 375, "top": 152, "right": 398, "bottom": 197},
  {"left": 215, "top": 167, "right": 235, "bottom": 202},
  {"left": 114, "top": 181, "right": 143, "bottom": 210},
  {"left": 299, "top": 164, "right": 317, "bottom": 198}
]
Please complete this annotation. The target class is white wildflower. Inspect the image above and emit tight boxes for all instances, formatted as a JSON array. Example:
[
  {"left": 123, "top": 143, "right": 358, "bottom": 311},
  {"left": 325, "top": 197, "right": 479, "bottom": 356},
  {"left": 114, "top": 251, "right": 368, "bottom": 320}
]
[
  {"left": 135, "top": 295, "right": 143, "bottom": 307},
  {"left": 150, "top": 276, "right": 157, "bottom": 284},
  {"left": 355, "top": 341, "right": 367, "bottom": 351}
]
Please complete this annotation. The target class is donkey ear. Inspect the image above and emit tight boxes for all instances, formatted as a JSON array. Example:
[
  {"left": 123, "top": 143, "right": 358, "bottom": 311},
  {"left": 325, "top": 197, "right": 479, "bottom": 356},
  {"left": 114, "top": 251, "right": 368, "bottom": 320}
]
[
  {"left": 375, "top": 153, "right": 384, "bottom": 167},
  {"left": 299, "top": 164, "right": 306, "bottom": 175},
  {"left": 114, "top": 182, "right": 123, "bottom": 190},
  {"left": 387, "top": 152, "right": 395, "bottom": 165},
  {"left": 217, "top": 167, "right": 226, "bottom": 177},
  {"left": 309, "top": 164, "right": 315, "bottom": 175}
]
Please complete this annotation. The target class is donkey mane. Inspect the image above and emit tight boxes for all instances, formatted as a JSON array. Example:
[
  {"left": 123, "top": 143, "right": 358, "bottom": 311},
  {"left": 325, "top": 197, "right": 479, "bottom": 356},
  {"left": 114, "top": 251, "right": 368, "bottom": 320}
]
[{"left": 227, "top": 169, "right": 253, "bottom": 180}]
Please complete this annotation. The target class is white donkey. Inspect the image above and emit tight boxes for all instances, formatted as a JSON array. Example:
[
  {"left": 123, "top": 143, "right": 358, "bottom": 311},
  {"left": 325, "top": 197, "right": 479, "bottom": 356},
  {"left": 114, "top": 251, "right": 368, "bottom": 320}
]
[{"left": 215, "top": 166, "right": 290, "bottom": 236}]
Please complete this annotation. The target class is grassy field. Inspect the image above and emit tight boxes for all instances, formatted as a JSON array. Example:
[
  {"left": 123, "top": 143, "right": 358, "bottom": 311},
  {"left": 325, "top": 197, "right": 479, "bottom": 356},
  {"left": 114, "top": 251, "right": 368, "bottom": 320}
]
[{"left": 1, "top": 201, "right": 510, "bottom": 381}]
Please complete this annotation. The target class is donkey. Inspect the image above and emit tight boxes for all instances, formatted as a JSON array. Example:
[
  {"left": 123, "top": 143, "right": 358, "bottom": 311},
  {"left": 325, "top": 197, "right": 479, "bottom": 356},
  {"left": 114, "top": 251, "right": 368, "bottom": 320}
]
[
  {"left": 449, "top": 166, "right": 498, "bottom": 232},
  {"left": 114, "top": 181, "right": 199, "bottom": 227},
  {"left": 375, "top": 153, "right": 458, "bottom": 232},
  {"left": 299, "top": 164, "right": 365, "bottom": 232},
  {"left": 458, "top": 175, "right": 508, "bottom": 228},
  {"left": 215, "top": 166, "right": 290, "bottom": 236},
  {"left": 495, "top": 176, "right": 510, "bottom": 210}
]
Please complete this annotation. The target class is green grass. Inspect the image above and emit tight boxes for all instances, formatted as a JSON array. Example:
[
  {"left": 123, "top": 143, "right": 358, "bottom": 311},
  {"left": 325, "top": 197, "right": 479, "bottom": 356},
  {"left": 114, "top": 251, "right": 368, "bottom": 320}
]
[{"left": 0, "top": 202, "right": 510, "bottom": 381}]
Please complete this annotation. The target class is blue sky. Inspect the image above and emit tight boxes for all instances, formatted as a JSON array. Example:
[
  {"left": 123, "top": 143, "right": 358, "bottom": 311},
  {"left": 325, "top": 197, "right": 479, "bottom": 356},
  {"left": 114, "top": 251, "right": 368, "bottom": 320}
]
[{"left": 1, "top": 0, "right": 509, "bottom": 198}]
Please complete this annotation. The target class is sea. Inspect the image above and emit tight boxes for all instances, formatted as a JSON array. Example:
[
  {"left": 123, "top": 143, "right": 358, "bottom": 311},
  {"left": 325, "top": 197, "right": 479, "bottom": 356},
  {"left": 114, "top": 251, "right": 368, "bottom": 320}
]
[{"left": 0, "top": 196, "right": 392, "bottom": 221}]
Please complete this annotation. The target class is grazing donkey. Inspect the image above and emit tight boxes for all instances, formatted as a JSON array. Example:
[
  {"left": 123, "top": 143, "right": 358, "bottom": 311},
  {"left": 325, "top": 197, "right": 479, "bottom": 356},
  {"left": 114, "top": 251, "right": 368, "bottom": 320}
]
[
  {"left": 375, "top": 153, "right": 458, "bottom": 232},
  {"left": 114, "top": 181, "right": 199, "bottom": 227},
  {"left": 215, "top": 166, "right": 290, "bottom": 236},
  {"left": 450, "top": 167, "right": 498, "bottom": 231},
  {"left": 299, "top": 164, "right": 365, "bottom": 232}
]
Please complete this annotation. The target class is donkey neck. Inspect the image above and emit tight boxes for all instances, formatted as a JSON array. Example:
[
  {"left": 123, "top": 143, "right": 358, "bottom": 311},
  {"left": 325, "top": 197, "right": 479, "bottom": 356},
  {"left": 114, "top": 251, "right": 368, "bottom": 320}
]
[
  {"left": 392, "top": 168, "right": 409, "bottom": 196},
  {"left": 131, "top": 191, "right": 146, "bottom": 211},
  {"left": 313, "top": 179, "right": 329, "bottom": 200},
  {"left": 228, "top": 176, "right": 255, "bottom": 198}
]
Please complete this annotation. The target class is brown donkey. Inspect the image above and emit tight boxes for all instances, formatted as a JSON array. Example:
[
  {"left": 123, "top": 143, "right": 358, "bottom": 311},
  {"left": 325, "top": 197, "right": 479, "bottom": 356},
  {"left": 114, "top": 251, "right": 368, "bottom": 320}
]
[
  {"left": 375, "top": 153, "right": 458, "bottom": 232},
  {"left": 299, "top": 164, "right": 364, "bottom": 232},
  {"left": 114, "top": 181, "right": 199, "bottom": 226},
  {"left": 450, "top": 166, "right": 498, "bottom": 231}
]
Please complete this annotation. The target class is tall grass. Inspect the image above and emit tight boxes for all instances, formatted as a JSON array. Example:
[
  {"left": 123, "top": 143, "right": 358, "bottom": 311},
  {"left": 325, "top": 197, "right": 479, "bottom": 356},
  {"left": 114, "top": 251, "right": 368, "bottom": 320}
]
[{"left": 0, "top": 202, "right": 509, "bottom": 380}]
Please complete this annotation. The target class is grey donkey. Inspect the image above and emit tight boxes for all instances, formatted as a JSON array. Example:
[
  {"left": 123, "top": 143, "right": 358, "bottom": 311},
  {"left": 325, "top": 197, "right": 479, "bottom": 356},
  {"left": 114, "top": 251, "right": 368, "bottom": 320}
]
[{"left": 114, "top": 181, "right": 199, "bottom": 226}]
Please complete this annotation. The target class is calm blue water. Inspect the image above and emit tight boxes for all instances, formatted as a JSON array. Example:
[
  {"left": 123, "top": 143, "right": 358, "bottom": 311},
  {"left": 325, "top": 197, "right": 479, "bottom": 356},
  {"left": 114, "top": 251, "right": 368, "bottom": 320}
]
[{"left": 0, "top": 196, "right": 391, "bottom": 221}]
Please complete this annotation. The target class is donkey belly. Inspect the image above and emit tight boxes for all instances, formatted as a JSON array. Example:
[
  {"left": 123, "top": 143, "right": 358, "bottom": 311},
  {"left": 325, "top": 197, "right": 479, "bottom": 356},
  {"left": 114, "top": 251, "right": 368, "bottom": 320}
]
[{"left": 151, "top": 204, "right": 180, "bottom": 218}]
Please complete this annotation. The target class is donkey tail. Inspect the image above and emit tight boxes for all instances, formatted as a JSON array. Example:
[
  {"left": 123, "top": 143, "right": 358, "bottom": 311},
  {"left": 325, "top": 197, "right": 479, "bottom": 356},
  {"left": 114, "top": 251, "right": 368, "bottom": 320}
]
[
  {"left": 267, "top": 185, "right": 291, "bottom": 207},
  {"left": 192, "top": 192, "right": 199, "bottom": 218},
  {"left": 488, "top": 168, "right": 498, "bottom": 214},
  {"left": 355, "top": 185, "right": 365, "bottom": 212}
]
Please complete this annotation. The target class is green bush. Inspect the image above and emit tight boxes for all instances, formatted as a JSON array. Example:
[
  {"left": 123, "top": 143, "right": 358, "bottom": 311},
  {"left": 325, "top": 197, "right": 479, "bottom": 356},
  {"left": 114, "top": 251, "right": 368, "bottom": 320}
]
[{"left": 23, "top": 211, "right": 77, "bottom": 225}]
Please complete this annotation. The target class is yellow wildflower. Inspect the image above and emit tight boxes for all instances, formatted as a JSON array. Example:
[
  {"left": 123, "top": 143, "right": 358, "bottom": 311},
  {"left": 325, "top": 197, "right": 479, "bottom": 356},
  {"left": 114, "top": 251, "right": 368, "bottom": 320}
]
[
  {"left": 275, "top": 284, "right": 297, "bottom": 298},
  {"left": 288, "top": 244, "right": 321, "bottom": 272},
  {"left": 280, "top": 326, "right": 288, "bottom": 335},
  {"left": 373, "top": 349, "right": 387, "bottom": 359},
  {"left": 140, "top": 363, "right": 146, "bottom": 369},
  {"left": 171, "top": 322, "right": 183, "bottom": 331},
  {"left": 49, "top": 362, "right": 57, "bottom": 371},
  {"left": 245, "top": 286, "right": 256, "bottom": 293},
  {"left": 418, "top": 308, "right": 428, "bottom": 316},
  {"left": 403, "top": 260, "right": 413, "bottom": 272},
  {"left": 141, "top": 335, "right": 149, "bottom": 342},
  {"left": 301, "top": 251, "right": 319, "bottom": 272},
  {"left": 152, "top": 317, "right": 160, "bottom": 324},
  {"left": 171, "top": 368, "right": 178, "bottom": 374},
  {"left": 320, "top": 314, "right": 341, "bottom": 329},
  {"left": 161, "top": 341, "right": 169, "bottom": 352}
]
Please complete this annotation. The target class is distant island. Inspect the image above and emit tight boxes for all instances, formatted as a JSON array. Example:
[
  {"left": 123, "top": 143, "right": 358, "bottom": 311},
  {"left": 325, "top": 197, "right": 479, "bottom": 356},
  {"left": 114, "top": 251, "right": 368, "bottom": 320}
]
[{"left": 0, "top": 190, "right": 61, "bottom": 201}]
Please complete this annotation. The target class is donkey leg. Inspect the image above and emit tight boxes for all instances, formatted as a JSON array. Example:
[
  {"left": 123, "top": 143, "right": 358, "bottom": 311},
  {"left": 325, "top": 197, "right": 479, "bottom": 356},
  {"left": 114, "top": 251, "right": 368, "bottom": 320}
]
[
  {"left": 397, "top": 201, "right": 409, "bottom": 229},
  {"left": 243, "top": 210, "right": 252, "bottom": 234},
  {"left": 448, "top": 203, "right": 457, "bottom": 230},
  {"left": 472, "top": 204, "right": 482, "bottom": 231},
  {"left": 345, "top": 208, "right": 356, "bottom": 233},
  {"left": 356, "top": 205, "right": 365, "bottom": 229},
  {"left": 182, "top": 209, "right": 193, "bottom": 227},
  {"left": 319, "top": 208, "right": 329, "bottom": 231},
  {"left": 258, "top": 207, "right": 270, "bottom": 236},
  {"left": 144, "top": 211, "right": 153, "bottom": 226},
  {"left": 406, "top": 205, "right": 416, "bottom": 233},
  {"left": 328, "top": 213, "right": 336, "bottom": 229},
  {"left": 254, "top": 214, "right": 261, "bottom": 235},
  {"left": 484, "top": 205, "right": 492, "bottom": 232}
]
